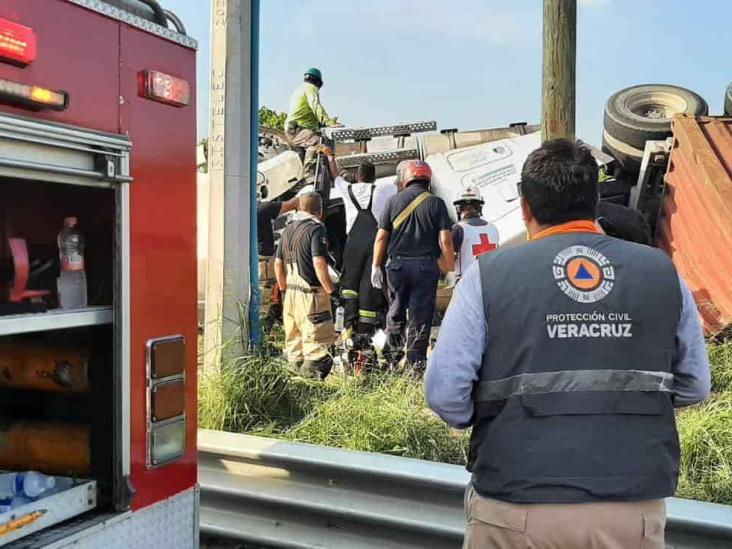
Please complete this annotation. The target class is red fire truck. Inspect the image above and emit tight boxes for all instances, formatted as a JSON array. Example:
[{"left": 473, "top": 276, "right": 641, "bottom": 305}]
[{"left": 0, "top": 1, "right": 198, "bottom": 546}]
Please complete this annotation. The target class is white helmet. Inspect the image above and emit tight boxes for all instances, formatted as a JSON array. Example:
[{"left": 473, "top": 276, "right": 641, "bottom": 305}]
[{"left": 453, "top": 187, "right": 484, "bottom": 206}]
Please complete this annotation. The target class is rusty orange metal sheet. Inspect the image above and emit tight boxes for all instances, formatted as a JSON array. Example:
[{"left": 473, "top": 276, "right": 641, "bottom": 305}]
[{"left": 657, "top": 115, "right": 732, "bottom": 335}]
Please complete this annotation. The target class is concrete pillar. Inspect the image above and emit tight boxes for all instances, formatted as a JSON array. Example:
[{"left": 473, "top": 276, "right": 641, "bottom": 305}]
[{"left": 204, "top": 0, "right": 258, "bottom": 367}]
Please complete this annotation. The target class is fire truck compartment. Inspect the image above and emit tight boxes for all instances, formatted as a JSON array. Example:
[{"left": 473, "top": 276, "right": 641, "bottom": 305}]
[{"left": 0, "top": 112, "right": 131, "bottom": 542}]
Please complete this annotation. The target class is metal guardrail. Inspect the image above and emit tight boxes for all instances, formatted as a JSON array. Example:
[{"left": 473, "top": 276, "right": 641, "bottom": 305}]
[{"left": 199, "top": 430, "right": 732, "bottom": 549}]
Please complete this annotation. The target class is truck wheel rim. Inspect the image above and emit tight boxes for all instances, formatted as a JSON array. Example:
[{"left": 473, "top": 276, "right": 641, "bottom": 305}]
[{"left": 625, "top": 91, "right": 688, "bottom": 121}]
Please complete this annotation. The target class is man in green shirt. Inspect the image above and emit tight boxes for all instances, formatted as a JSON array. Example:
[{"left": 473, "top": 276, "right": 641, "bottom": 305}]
[{"left": 284, "top": 68, "right": 340, "bottom": 179}]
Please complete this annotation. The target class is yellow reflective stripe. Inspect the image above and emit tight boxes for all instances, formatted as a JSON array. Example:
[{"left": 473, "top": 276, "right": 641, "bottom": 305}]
[
  {"left": 393, "top": 192, "right": 430, "bottom": 230},
  {"left": 342, "top": 289, "right": 359, "bottom": 298},
  {"left": 358, "top": 309, "right": 378, "bottom": 318}
]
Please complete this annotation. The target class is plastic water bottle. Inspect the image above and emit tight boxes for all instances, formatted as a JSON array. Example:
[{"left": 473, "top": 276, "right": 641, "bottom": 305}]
[
  {"left": 0, "top": 472, "right": 56, "bottom": 500},
  {"left": 0, "top": 496, "right": 30, "bottom": 513},
  {"left": 57, "top": 217, "right": 87, "bottom": 309},
  {"left": 334, "top": 305, "right": 345, "bottom": 332},
  {"left": 10, "top": 496, "right": 31, "bottom": 509}
]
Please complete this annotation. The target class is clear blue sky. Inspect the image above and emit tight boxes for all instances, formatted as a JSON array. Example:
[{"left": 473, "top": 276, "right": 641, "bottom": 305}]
[{"left": 165, "top": 0, "right": 731, "bottom": 145}]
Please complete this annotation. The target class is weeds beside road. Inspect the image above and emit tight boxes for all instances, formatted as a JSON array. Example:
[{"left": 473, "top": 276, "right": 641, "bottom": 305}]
[
  {"left": 199, "top": 353, "right": 467, "bottom": 462},
  {"left": 199, "top": 341, "right": 732, "bottom": 505}
]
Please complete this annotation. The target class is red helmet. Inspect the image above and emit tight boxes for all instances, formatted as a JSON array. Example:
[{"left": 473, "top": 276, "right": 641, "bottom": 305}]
[{"left": 401, "top": 160, "right": 432, "bottom": 186}]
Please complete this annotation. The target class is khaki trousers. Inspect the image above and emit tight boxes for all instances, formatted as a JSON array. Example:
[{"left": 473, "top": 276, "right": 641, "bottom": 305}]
[
  {"left": 287, "top": 128, "right": 321, "bottom": 178},
  {"left": 283, "top": 264, "right": 335, "bottom": 364},
  {"left": 463, "top": 485, "right": 665, "bottom": 549}
]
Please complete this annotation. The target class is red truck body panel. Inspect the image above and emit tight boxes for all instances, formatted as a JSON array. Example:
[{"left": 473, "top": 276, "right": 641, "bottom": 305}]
[
  {"left": 0, "top": 1, "right": 120, "bottom": 133},
  {"left": 120, "top": 23, "right": 198, "bottom": 510},
  {"left": 658, "top": 116, "right": 732, "bottom": 335}
]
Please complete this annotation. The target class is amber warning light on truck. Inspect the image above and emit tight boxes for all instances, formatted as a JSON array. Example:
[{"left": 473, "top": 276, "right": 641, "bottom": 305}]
[
  {"left": 0, "top": 18, "right": 36, "bottom": 66},
  {"left": 0, "top": 78, "right": 68, "bottom": 111},
  {"left": 139, "top": 69, "right": 190, "bottom": 107}
]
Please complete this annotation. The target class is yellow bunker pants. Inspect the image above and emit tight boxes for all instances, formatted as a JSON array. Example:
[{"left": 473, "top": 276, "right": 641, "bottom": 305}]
[{"left": 282, "top": 264, "right": 335, "bottom": 377}]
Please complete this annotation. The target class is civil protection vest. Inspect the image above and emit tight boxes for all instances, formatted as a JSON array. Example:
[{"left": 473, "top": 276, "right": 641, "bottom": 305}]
[
  {"left": 457, "top": 219, "right": 500, "bottom": 277},
  {"left": 470, "top": 232, "right": 682, "bottom": 503}
]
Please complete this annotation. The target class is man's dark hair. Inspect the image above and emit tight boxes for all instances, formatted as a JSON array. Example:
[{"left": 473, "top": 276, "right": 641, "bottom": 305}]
[
  {"left": 458, "top": 202, "right": 482, "bottom": 216},
  {"left": 357, "top": 161, "right": 376, "bottom": 183},
  {"left": 520, "top": 139, "right": 599, "bottom": 225},
  {"left": 304, "top": 74, "right": 322, "bottom": 88},
  {"left": 299, "top": 191, "right": 323, "bottom": 216}
]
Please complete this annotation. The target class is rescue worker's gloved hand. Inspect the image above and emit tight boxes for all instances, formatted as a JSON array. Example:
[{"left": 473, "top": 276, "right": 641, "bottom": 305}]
[
  {"left": 371, "top": 265, "right": 384, "bottom": 290},
  {"left": 444, "top": 271, "right": 458, "bottom": 289},
  {"left": 319, "top": 145, "right": 334, "bottom": 157}
]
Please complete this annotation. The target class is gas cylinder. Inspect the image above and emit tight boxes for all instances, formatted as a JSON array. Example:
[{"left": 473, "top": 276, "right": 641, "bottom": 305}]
[
  {"left": 0, "top": 420, "right": 90, "bottom": 476},
  {"left": 0, "top": 343, "right": 89, "bottom": 394}
]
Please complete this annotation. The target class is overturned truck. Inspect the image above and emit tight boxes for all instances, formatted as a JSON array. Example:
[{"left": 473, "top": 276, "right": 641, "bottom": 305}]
[{"left": 258, "top": 107, "right": 732, "bottom": 337}]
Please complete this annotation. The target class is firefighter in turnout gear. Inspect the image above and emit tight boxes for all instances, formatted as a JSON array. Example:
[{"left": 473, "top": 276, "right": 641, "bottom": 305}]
[
  {"left": 425, "top": 140, "right": 711, "bottom": 549},
  {"left": 332, "top": 160, "right": 397, "bottom": 336},
  {"left": 275, "top": 192, "right": 337, "bottom": 379},
  {"left": 451, "top": 187, "right": 500, "bottom": 280}
]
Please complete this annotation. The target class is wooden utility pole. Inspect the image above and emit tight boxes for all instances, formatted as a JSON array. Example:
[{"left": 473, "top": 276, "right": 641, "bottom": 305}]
[
  {"left": 204, "top": 0, "right": 258, "bottom": 368},
  {"left": 542, "top": 0, "right": 577, "bottom": 142}
]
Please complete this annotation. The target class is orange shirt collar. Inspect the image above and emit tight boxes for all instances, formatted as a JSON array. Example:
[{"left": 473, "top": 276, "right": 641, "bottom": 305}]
[{"left": 530, "top": 220, "right": 602, "bottom": 241}]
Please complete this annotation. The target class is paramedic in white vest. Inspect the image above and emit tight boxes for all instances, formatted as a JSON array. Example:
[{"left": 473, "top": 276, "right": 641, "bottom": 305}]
[
  {"left": 425, "top": 139, "right": 710, "bottom": 549},
  {"left": 451, "top": 187, "right": 500, "bottom": 279}
]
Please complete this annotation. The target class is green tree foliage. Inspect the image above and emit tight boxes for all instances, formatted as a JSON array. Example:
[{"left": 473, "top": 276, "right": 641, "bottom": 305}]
[{"left": 259, "top": 106, "right": 287, "bottom": 131}]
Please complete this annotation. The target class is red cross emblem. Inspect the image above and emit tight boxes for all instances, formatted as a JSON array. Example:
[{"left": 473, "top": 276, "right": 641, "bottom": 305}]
[{"left": 472, "top": 233, "right": 497, "bottom": 257}]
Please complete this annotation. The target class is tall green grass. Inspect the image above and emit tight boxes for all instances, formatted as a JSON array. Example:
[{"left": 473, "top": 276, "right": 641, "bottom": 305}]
[
  {"left": 198, "top": 353, "right": 336, "bottom": 433},
  {"left": 286, "top": 374, "right": 469, "bottom": 463},
  {"left": 198, "top": 354, "right": 467, "bottom": 462},
  {"left": 677, "top": 393, "right": 732, "bottom": 504},
  {"left": 675, "top": 343, "right": 732, "bottom": 503},
  {"left": 709, "top": 342, "right": 732, "bottom": 393}
]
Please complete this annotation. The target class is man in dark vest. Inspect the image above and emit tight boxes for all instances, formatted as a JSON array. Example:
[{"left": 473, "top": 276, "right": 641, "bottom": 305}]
[
  {"left": 425, "top": 139, "right": 710, "bottom": 549},
  {"left": 372, "top": 159, "right": 455, "bottom": 371}
]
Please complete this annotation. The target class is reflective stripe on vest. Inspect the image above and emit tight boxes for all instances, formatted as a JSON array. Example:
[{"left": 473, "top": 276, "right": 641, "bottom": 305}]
[{"left": 474, "top": 369, "right": 674, "bottom": 403}]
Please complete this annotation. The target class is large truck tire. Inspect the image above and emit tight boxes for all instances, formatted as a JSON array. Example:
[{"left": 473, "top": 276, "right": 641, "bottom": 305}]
[
  {"left": 725, "top": 82, "right": 732, "bottom": 116},
  {"left": 602, "top": 131, "right": 643, "bottom": 173},
  {"left": 604, "top": 84, "right": 708, "bottom": 150}
]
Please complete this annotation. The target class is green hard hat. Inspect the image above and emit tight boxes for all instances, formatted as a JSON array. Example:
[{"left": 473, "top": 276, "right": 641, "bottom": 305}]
[{"left": 304, "top": 67, "right": 323, "bottom": 82}]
